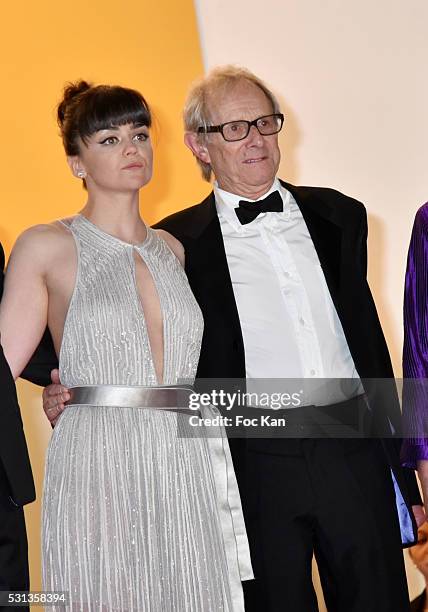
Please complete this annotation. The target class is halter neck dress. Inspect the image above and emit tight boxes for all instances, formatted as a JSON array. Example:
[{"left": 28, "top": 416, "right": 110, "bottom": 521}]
[{"left": 42, "top": 215, "right": 252, "bottom": 611}]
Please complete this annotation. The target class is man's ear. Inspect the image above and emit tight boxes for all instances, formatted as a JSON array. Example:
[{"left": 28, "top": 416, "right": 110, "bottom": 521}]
[
  {"left": 184, "top": 132, "right": 211, "bottom": 164},
  {"left": 67, "top": 156, "right": 86, "bottom": 179}
]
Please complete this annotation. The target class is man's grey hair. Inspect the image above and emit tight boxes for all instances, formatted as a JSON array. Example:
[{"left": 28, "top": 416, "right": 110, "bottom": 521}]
[{"left": 184, "top": 65, "right": 281, "bottom": 182}]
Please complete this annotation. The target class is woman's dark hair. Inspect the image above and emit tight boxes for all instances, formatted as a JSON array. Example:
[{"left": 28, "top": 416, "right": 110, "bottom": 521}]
[{"left": 57, "top": 80, "right": 152, "bottom": 155}]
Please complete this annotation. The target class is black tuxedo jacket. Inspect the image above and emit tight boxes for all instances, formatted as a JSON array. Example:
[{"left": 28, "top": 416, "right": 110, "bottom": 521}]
[
  {"left": 155, "top": 180, "right": 421, "bottom": 542},
  {"left": 0, "top": 243, "right": 35, "bottom": 507},
  {"left": 411, "top": 589, "right": 426, "bottom": 612}
]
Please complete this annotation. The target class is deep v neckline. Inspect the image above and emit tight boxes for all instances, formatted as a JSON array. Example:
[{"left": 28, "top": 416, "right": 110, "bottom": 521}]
[{"left": 60, "top": 215, "right": 166, "bottom": 385}]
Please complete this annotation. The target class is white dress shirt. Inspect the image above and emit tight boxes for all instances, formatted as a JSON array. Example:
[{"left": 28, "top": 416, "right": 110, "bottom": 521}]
[{"left": 215, "top": 179, "right": 362, "bottom": 405}]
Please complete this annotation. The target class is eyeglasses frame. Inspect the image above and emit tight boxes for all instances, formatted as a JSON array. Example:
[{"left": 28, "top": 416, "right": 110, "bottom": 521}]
[{"left": 197, "top": 113, "right": 285, "bottom": 142}]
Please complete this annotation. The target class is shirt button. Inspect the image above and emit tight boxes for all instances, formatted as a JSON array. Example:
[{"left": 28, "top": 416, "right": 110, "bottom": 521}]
[
  {"left": 284, "top": 272, "right": 290, "bottom": 278},
  {"left": 299, "top": 317, "right": 305, "bottom": 326},
  {"left": 310, "top": 369, "right": 316, "bottom": 376}
]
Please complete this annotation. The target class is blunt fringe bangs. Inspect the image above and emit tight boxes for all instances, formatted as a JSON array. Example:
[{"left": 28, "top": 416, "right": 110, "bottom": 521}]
[
  {"left": 76, "top": 87, "right": 151, "bottom": 145},
  {"left": 59, "top": 83, "right": 152, "bottom": 156}
]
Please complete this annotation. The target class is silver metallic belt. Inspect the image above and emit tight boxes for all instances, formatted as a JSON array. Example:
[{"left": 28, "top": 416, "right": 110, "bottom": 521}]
[
  {"left": 65, "top": 384, "right": 197, "bottom": 414},
  {"left": 62, "top": 382, "right": 254, "bottom": 602}
]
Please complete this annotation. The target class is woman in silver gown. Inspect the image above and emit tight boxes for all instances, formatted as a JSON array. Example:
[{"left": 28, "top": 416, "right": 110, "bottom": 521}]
[{"left": 0, "top": 81, "right": 252, "bottom": 611}]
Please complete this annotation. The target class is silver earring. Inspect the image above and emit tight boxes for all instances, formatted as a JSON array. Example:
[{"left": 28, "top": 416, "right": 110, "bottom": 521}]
[{"left": 77, "top": 170, "right": 85, "bottom": 178}]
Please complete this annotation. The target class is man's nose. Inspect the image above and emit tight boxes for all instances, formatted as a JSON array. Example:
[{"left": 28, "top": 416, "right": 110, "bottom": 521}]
[{"left": 246, "top": 124, "right": 264, "bottom": 146}]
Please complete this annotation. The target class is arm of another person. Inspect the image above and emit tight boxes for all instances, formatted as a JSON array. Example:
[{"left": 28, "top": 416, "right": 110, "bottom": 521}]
[
  {"left": 0, "top": 227, "right": 51, "bottom": 380},
  {"left": 402, "top": 206, "right": 428, "bottom": 515},
  {"left": 355, "top": 203, "right": 424, "bottom": 520}
]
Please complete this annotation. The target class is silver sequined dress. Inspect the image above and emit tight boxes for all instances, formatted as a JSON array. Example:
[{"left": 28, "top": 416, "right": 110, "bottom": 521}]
[{"left": 42, "top": 215, "right": 250, "bottom": 611}]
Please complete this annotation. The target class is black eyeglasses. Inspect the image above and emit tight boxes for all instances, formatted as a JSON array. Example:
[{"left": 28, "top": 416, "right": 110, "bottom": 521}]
[{"left": 197, "top": 113, "right": 284, "bottom": 142}]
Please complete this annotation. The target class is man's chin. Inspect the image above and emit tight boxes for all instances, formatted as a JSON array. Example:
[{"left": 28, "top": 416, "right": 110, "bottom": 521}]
[{"left": 243, "top": 172, "right": 276, "bottom": 189}]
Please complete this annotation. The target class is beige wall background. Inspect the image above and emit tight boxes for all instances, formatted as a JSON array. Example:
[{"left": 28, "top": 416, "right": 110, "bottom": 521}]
[{"left": 193, "top": 0, "right": 428, "bottom": 605}]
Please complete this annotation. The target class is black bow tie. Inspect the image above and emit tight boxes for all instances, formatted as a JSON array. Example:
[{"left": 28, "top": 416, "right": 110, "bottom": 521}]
[{"left": 234, "top": 190, "right": 283, "bottom": 225}]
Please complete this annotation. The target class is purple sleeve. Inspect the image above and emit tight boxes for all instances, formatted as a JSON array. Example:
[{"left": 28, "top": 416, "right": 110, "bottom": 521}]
[{"left": 402, "top": 203, "right": 428, "bottom": 467}]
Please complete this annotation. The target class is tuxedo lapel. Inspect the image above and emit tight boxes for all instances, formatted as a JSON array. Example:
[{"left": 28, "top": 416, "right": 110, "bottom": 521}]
[
  {"left": 283, "top": 181, "right": 343, "bottom": 301},
  {"left": 183, "top": 193, "right": 243, "bottom": 342}
]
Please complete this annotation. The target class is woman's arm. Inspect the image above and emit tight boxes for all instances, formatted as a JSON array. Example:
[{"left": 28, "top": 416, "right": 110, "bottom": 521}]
[{"left": 0, "top": 226, "right": 51, "bottom": 380}]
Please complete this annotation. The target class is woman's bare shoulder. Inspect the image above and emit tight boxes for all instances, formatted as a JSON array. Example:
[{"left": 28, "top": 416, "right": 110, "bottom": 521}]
[{"left": 10, "top": 218, "right": 76, "bottom": 263}]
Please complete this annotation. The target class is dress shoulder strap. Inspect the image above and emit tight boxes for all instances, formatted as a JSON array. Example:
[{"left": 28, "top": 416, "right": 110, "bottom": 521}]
[{"left": 58, "top": 216, "right": 77, "bottom": 230}]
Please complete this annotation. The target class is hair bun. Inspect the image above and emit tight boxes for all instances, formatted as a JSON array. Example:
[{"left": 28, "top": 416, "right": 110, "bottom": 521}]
[{"left": 57, "top": 80, "right": 92, "bottom": 126}]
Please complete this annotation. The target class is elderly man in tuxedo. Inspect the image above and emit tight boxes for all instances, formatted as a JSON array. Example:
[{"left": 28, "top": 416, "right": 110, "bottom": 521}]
[
  {"left": 0, "top": 242, "right": 34, "bottom": 612},
  {"left": 41, "top": 66, "right": 421, "bottom": 611}
]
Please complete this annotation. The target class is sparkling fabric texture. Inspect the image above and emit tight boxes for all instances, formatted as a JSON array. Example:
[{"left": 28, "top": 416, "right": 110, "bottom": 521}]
[{"left": 42, "top": 215, "right": 238, "bottom": 611}]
